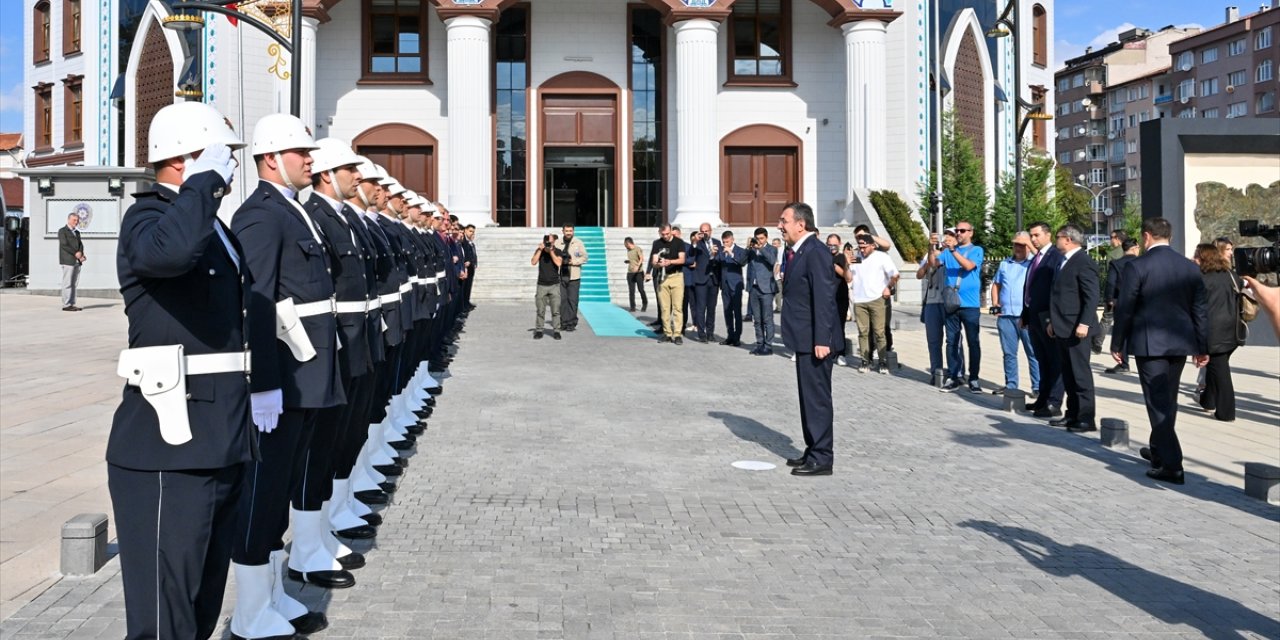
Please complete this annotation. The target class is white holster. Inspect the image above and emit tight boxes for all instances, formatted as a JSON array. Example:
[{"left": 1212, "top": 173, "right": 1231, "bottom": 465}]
[
  {"left": 117, "top": 345, "right": 192, "bottom": 445},
  {"left": 276, "top": 298, "right": 317, "bottom": 362}
]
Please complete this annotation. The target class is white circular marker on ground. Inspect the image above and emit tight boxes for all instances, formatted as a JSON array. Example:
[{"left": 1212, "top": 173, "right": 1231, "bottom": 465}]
[{"left": 731, "top": 460, "right": 777, "bottom": 471}]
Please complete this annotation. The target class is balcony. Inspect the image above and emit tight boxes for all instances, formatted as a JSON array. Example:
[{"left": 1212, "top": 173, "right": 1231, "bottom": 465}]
[
  {"left": 1086, "top": 80, "right": 1105, "bottom": 95},
  {"left": 1154, "top": 94, "right": 1173, "bottom": 105}
]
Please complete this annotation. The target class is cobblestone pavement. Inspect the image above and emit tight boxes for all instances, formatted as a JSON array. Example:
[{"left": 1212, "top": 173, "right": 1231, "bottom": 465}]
[{"left": 2, "top": 298, "right": 1278, "bottom": 639}]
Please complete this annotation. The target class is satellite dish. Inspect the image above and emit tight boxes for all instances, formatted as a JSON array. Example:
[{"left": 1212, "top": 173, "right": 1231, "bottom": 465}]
[
  {"left": 1081, "top": 97, "right": 1093, "bottom": 108},
  {"left": 1179, "top": 61, "right": 1192, "bottom": 72},
  {"left": 1226, "top": 84, "right": 1235, "bottom": 93},
  {"left": 1104, "top": 207, "right": 1114, "bottom": 217},
  {"left": 1180, "top": 95, "right": 1190, "bottom": 104}
]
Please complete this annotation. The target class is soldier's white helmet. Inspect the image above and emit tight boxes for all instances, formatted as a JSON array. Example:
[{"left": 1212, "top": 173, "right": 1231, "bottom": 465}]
[
  {"left": 250, "top": 114, "right": 320, "bottom": 156},
  {"left": 375, "top": 166, "right": 396, "bottom": 185},
  {"left": 383, "top": 180, "right": 408, "bottom": 197},
  {"left": 423, "top": 200, "right": 438, "bottom": 213},
  {"left": 402, "top": 190, "right": 419, "bottom": 203},
  {"left": 355, "top": 156, "right": 386, "bottom": 182},
  {"left": 147, "top": 102, "right": 246, "bottom": 164},
  {"left": 309, "top": 138, "right": 363, "bottom": 173}
]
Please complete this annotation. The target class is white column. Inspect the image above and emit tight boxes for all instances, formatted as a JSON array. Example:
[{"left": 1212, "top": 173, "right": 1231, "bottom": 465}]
[
  {"left": 299, "top": 17, "right": 319, "bottom": 131},
  {"left": 843, "top": 20, "right": 889, "bottom": 195},
  {"left": 671, "top": 18, "right": 721, "bottom": 229},
  {"left": 444, "top": 16, "right": 494, "bottom": 227}
]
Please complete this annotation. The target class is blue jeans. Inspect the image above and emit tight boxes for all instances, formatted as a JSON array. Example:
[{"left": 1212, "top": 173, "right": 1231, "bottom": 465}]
[
  {"left": 921, "top": 303, "right": 946, "bottom": 374},
  {"left": 997, "top": 315, "right": 1040, "bottom": 391},
  {"left": 946, "top": 307, "right": 981, "bottom": 382}
]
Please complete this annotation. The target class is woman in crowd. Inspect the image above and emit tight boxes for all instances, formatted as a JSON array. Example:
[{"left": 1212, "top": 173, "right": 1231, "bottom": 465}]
[{"left": 1194, "top": 243, "right": 1242, "bottom": 422}]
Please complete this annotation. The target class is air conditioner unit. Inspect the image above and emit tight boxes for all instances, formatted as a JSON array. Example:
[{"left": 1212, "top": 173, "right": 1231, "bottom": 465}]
[{"left": 1226, "top": 84, "right": 1236, "bottom": 93}]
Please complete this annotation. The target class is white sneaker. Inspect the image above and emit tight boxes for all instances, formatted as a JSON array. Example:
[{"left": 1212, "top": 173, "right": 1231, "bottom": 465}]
[{"left": 836, "top": 356, "right": 848, "bottom": 367}]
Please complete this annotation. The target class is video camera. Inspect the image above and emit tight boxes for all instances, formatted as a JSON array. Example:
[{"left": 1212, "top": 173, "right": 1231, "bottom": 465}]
[{"left": 1234, "top": 220, "right": 1279, "bottom": 278}]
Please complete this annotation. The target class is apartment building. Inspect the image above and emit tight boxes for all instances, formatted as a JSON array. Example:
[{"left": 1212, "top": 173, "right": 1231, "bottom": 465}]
[
  {"left": 1166, "top": 5, "right": 1280, "bottom": 121},
  {"left": 1104, "top": 68, "right": 1166, "bottom": 208}
]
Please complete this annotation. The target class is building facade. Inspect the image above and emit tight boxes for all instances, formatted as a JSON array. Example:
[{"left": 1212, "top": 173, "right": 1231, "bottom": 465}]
[{"left": 1166, "top": 5, "right": 1279, "bottom": 122}]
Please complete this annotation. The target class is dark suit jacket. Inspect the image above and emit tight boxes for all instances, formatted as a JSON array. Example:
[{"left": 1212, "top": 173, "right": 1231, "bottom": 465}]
[
  {"left": 1110, "top": 245, "right": 1208, "bottom": 357},
  {"left": 304, "top": 194, "right": 374, "bottom": 379},
  {"left": 343, "top": 205, "right": 386, "bottom": 365},
  {"left": 231, "top": 181, "right": 344, "bottom": 409},
  {"left": 109, "top": 175, "right": 255, "bottom": 471},
  {"left": 1048, "top": 249, "right": 1100, "bottom": 338},
  {"left": 376, "top": 215, "right": 416, "bottom": 332},
  {"left": 781, "top": 235, "right": 839, "bottom": 353},
  {"left": 1107, "top": 254, "right": 1135, "bottom": 305},
  {"left": 58, "top": 226, "right": 84, "bottom": 266},
  {"left": 1020, "top": 246, "right": 1065, "bottom": 327},
  {"left": 688, "top": 238, "right": 723, "bottom": 286},
  {"left": 747, "top": 244, "right": 778, "bottom": 294},
  {"left": 717, "top": 245, "right": 746, "bottom": 291},
  {"left": 356, "top": 210, "right": 404, "bottom": 347}
]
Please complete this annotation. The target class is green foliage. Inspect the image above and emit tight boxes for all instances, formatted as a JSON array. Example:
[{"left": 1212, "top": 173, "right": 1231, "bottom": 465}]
[
  {"left": 1121, "top": 196, "right": 1143, "bottom": 242},
  {"left": 989, "top": 151, "right": 1054, "bottom": 258},
  {"left": 1050, "top": 168, "right": 1092, "bottom": 229},
  {"left": 917, "top": 111, "right": 990, "bottom": 246},
  {"left": 870, "top": 189, "right": 930, "bottom": 263}
]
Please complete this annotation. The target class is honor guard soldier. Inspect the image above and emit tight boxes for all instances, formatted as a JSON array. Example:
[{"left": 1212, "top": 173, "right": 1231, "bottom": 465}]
[
  {"left": 229, "top": 114, "right": 345, "bottom": 640},
  {"left": 109, "top": 102, "right": 249, "bottom": 640}
]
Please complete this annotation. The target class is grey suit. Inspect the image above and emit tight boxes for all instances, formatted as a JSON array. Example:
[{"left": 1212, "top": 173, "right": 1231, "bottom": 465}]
[
  {"left": 746, "top": 244, "right": 777, "bottom": 348},
  {"left": 57, "top": 225, "right": 83, "bottom": 306}
]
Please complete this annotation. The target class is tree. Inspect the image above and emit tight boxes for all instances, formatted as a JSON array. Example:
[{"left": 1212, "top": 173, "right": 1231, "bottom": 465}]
[
  {"left": 870, "top": 190, "right": 930, "bottom": 263},
  {"left": 990, "top": 150, "right": 1054, "bottom": 258},
  {"left": 917, "top": 111, "right": 990, "bottom": 247},
  {"left": 1121, "top": 195, "right": 1143, "bottom": 242},
  {"left": 1051, "top": 168, "right": 1092, "bottom": 229}
]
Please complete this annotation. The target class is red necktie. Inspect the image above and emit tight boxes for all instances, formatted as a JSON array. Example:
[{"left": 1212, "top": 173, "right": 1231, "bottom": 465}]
[{"left": 1024, "top": 250, "right": 1043, "bottom": 299}]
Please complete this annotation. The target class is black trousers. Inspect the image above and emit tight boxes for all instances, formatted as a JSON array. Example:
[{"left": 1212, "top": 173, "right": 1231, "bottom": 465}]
[
  {"left": 884, "top": 296, "right": 894, "bottom": 351},
  {"left": 1056, "top": 334, "right": 1096, "bottom": 423},
  {"left": 109, "top": 463, "right": 242, "bottom": 640},
  {"left": 560, "top": 278, "right": 581, "bottom": 328},
  {"left": 694, "top": 281, "right": 719, "bottom": 338},
  {"left": 1137, "top": 356, "right": 1187, "bottom": 470},
  {"left": 233, "top": 409, "right": 316, "bottom": 565},
  {"left": 795, "top": 352, "right": 835, "bottom": 467},
  {"left": 334, "top": 373, "right": 375, "bottom": 480},
  {"left": 682, "top": 285, "right": 694, "bottom": 332},
  {"left": 627, "top": 271, "right": 648, "bottom": 310},
  {"left": 1027, "top": 319, "right": 1063, "bottom": 407},
  {"left": 1199, "top": 349, "right": 1236, "bottom": 421},
  {"left": 720, "top": 281, "right": 743, "bottom": 342}
]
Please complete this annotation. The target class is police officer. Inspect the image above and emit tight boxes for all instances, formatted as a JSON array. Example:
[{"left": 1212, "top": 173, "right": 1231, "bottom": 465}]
[
  {"left": 109, "top": 102, "right": 249, "bottom": 640},
  {"left": 229, "top": 114, "right": 346, "bottom": 640}
]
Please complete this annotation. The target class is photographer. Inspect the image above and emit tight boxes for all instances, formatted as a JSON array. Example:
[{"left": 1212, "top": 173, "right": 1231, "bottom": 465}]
[
  {"left": 652, "top": 224, "right": 688, "bottom": 344},
  {"left": 745, "top": 228, "right": 778, "bottom": 355},
  {"left": 531, "top": 234, "right": 565, "bottom": 340}
]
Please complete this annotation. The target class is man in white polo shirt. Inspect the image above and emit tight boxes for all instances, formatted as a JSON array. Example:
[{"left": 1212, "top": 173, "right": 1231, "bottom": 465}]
[{"left": 850, "top": 233, "right": 899, "bottom": 373}]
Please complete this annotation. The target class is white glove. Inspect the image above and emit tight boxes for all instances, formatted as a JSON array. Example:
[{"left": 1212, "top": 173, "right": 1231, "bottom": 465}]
[
  {"left": 184, "top": 143, "right": 236, "bottom": 185},
  {"left": 250, "top": 389, "right": 283, "bottom": 433}
]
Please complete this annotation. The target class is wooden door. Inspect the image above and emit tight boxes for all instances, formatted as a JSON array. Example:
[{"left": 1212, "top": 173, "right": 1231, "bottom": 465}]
[
  {"left": 722, "top": 148, "right": 796, "bottom": 226},
  {"left": 358, "top": 146, "right": 436, "bottom": 200}
]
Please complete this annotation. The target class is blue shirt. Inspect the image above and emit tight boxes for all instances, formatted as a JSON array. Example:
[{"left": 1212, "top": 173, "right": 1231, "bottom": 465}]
[
  {"left": 993, "top": 256, "right": 1031, "bottom": 317},
  {"left": 939, "top": 244, "right": 984, "bottom": 308}
]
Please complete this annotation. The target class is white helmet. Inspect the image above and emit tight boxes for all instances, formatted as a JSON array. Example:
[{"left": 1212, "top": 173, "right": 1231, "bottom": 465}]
[
  {"left": 383, "top": 180, "right": 408, "bottom": 197},
  {"left": 355, "top": 156, "right": 386, "bottom": 182},
  {"left": 423, "top": 200, "right": 438, "bottom": 213},
  {"left": 375, "top": 166, "right": 396, "bottom": 185},
  {"left": 309, "top": 138, "right": 363, "bottom": 173},
  {"left": 250, "top": 113, "right": 320, "bottom": 156},
  {"left": 402, "top": 190, "right": 419, "bottom": 203},
  {"left": 147, "top": 102, "right": 245, "bottom": 163}
]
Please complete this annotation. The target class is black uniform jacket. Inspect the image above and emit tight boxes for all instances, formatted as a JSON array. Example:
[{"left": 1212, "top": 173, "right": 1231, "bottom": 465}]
[
  {"left": 344, "top": 205, "right": 388, "bottom": 363},
  {"left": 304, "top": 193, "right": 374, "bottom": 379}
]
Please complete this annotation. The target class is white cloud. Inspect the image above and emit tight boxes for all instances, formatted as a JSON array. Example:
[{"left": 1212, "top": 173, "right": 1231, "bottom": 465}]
[
  {"left": 1054, "top": 22, "right": 1206, "bottom": 70},
  {"left": 0, "top": 82, "right": 21, "bottom": 114}
]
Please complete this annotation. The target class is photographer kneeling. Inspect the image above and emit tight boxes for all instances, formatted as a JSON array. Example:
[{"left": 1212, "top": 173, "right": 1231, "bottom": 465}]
[{"left": 532, "top": 234, "right": 566, "bottom": 340}]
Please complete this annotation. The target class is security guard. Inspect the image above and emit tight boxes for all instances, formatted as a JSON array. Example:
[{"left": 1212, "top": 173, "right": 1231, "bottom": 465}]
[
  {"left": 109, "top": 102, "right": 248, "bottom": 640},
  {"left": 229, "top": 114, "right": 345, "bottom": 640}
]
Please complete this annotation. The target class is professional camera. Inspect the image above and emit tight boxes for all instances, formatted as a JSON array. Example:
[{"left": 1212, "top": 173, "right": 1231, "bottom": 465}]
[
  {"left": 542, "top": 234, "right": 553, "bottom": 250},
  {"left": 1234, "top": 220, "right": 1280, "bottom": 278}
]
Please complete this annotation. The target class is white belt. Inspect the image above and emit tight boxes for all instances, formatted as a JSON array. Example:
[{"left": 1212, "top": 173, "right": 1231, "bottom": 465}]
[
  {"left": 409, "top": 276, "right": 422, "bottom": 285},
  {"left": 398, "top": 282, "right": 413, "bottom": 294},
  {"left": 366, "top": 297, "right": 382, "bottom": 310},
  {"left": 294, "top": 298, "right": 336, "bottom": 317},
  {"left": 334, "top": 300, "right": 368, "bottom": 314},
  {"left": 379, "top": 293, "right": 400, "bottom": 305},
  {"left": 425, "top": 277, "right": 438, "bottom": 284},
  {"left": 435, "top": 270, "right": 446, "bottom": 278},
  {"left": 186, "top": 351, "right": 252, "bottom": 376}
]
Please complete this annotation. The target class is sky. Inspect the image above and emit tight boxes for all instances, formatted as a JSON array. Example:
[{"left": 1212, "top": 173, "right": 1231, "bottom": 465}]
[{"left": 0, "top": 0, "right": 1248, "bottom": 135}]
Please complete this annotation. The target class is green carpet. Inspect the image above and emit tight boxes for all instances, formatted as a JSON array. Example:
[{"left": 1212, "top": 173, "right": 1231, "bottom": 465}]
[{"left": 579, "top": 302, "right": 657, "bottom": 338}]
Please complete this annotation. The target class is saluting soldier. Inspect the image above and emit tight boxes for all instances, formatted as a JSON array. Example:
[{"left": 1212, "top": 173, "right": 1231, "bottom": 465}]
[
  {"left": 228, "top": 114, "right": 345, "bottom": 640},
  {"left": 109, "top": 102, "right": 249, "bottom": 640}
]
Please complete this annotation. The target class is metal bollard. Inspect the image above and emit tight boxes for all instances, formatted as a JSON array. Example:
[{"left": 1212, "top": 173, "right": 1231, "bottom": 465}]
[
  {"left": 1001, "top": 388, "right": 1027, "bottom": 412},
  {"left": 61, "top": 513, "right": 109, "bottom": 576},
  {"left": 1099, "top": 418, "right": 1129, "bottom": 449},
  {"left": 1244, "top": 463, "right": 1280, "bottom": 504}
]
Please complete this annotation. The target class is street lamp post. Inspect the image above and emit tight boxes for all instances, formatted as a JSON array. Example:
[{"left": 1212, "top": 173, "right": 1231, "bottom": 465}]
[
  {"left": 163, "top": 0, "right": 302, "bottom": 118},
  {"left": 1071, "top": 177, "right": 1119, "bottom": 244},
  {"left": 987, "top": 1, "right": 1053, "bottom": 232}
]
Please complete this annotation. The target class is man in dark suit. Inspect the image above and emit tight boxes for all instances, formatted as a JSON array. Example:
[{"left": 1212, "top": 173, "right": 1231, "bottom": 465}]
[
  {"left": 778, "top": 202, "right": 839, "bottom": 477},
  {"left": 716, "top": 230, "right": 746, "bottom": 346},
  {"left": 1102, "top": 238, "right": 1139, "bottom": 374},
  {"left": 230, "top": 114, "right": 348, "bottom": 638},
  {"left": 57, "top": 212, "right": 85, "bottom": 311},
  {"left": 1020, "top": 221, "right": 1065, "bottom": 418},
  {"left": 686, "top": 223, "right": 722, "bottom": 342},
  {"left": 109, "top": 102, "right": 249, "bottom": 640},
  {"left": 1110, "top": 217, "right": 1209, "bottom": 485},
  {"left": 746, "top": 227, "right": 778, "bottom": 355},
  {"left": 462, "top": 224, "right": 478, "bottom": 311},
  {"left": 1047, "top": 224, "right": 1100, "bottom": 432}
]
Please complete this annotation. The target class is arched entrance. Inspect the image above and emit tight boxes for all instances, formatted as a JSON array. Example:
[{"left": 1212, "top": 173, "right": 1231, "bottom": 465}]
[
  {"left": 539, "top": 71, "right": 622, "bottom": 227},
  {"left": 720, "top": 124, "right": 802, "bottom": 227},
  {"left": 354, "top": 124, "right": 438, "bottom": 201}
]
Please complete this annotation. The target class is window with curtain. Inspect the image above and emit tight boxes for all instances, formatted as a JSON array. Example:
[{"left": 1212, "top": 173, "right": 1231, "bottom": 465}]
[
  {"left": 63, "top": 0, "right": 81, "bottom": 54},
  {"left": 64, "top": 78, "right": 83, "bottom": 145},
  {"left": 35, "top": 86, "right": 53, "bottom": 149},
  {"left": 1032, "top": 5, "right": 1047, "bottom": 67},
  {"left": 35, "top": 2, "right": 51, "bottom": 62},
  {"left": 729, "top": 0, "right": 791, "bottom": 85},
  {"left": 363, "top": 0, "right": 429, "bottom": 81},
  {"left": 494, "top": 6, "right": 529, "bottom": 227}
]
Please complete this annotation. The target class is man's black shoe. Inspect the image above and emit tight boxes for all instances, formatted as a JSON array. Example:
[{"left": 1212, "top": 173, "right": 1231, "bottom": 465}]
[
  {"left": 1032, "top": 405, "right": 1062, "bottom": 418},
  {"left": 354, "top": 490, "right": 389, "bottom": 505},
  {"left": 373, "top": 464, "right": 403, "bottom": 477},
  {"left": 553, "top": 331, "right": 562, "bottom": 340},
  {"left": 336, "top": 524, "right": 377, "bottom": 540},
  {"left": 748, "top": 346, "right": 762, "bottom": 355},
  {"left": 405, "top": 424, "right": 425, "bottom": 436},
  {"left": 413, "top": 409, "right": 432, "bottom": 419},
  {"left": 424, "top": 397, "right": 437, "bottom": 407},
  {"left": 360, "top": 513, "right": 383, "bottom": 527},
  {"left": 336, "top": 551, "right": 366, "bottom": 570},
  {"left": 1146, "top": 467, "right": 1185, "bottom": 485},
  {"left": 392, "top": 456, "right": 409, "bottom": 468},
  {"left": 1066, "top": 421, "right": 1098, "bottom": 433},
  {"left": 674, "top": 337, "right": 683, "bottom": 345},
  {"left": 790, "top": 462, "right": 833, "bottom": 476},
  {"left": 286, "top": 568, "right": 355, "bottom": 589},
  {"left": 785, "top": 456, "right": 807, "bottom": 467},
  {"left": 1103, "top": 364, "right": 1130, "bottom": 374},
  {"left": 758, "top": 347, "right": 773, "bottom": 355},
  {"left": 1139, "top": 447, "right": 1162, "bottom": 468},
  {"left": 533, "top": 330, "right": 544, "bottom": 340},
  {"left": 378, "top": 481, "right": 397, "bottom": 494},
  {"left": 289, "top": 611, "right": 329, "bottom": 635},
  {"left": 1048, "top": 416, "right": 1074, "bottom": 427},
  {"left": 562, "top": 326, "right": 576, "bottom": 332},
  {"left": 659, "top": 335, "right": 672, "bottom": 343},
  {"left": 232, "top": 633, "right": 302, "bottom": 640},
  {"left": 388, "top": 439, "right": 413, "bottom": 451}
]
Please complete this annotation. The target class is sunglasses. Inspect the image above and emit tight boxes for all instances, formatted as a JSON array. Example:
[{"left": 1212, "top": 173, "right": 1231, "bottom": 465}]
[{"left": 956, "top": 228, "right": 973, "bottom": 233}]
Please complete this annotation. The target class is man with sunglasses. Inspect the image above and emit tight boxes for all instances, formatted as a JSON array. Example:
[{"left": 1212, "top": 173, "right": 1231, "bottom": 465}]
[{"left": 934, "top": 221, "right": 984, "bottom": 392}]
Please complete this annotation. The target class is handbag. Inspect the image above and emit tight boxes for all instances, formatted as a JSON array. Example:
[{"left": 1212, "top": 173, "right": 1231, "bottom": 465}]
[
  {"left": 1232, "top": 276, "right": 1259, "bottom": 323},
  {"left": 943, "top": 284, "right": 962, "bottom": 314}
]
